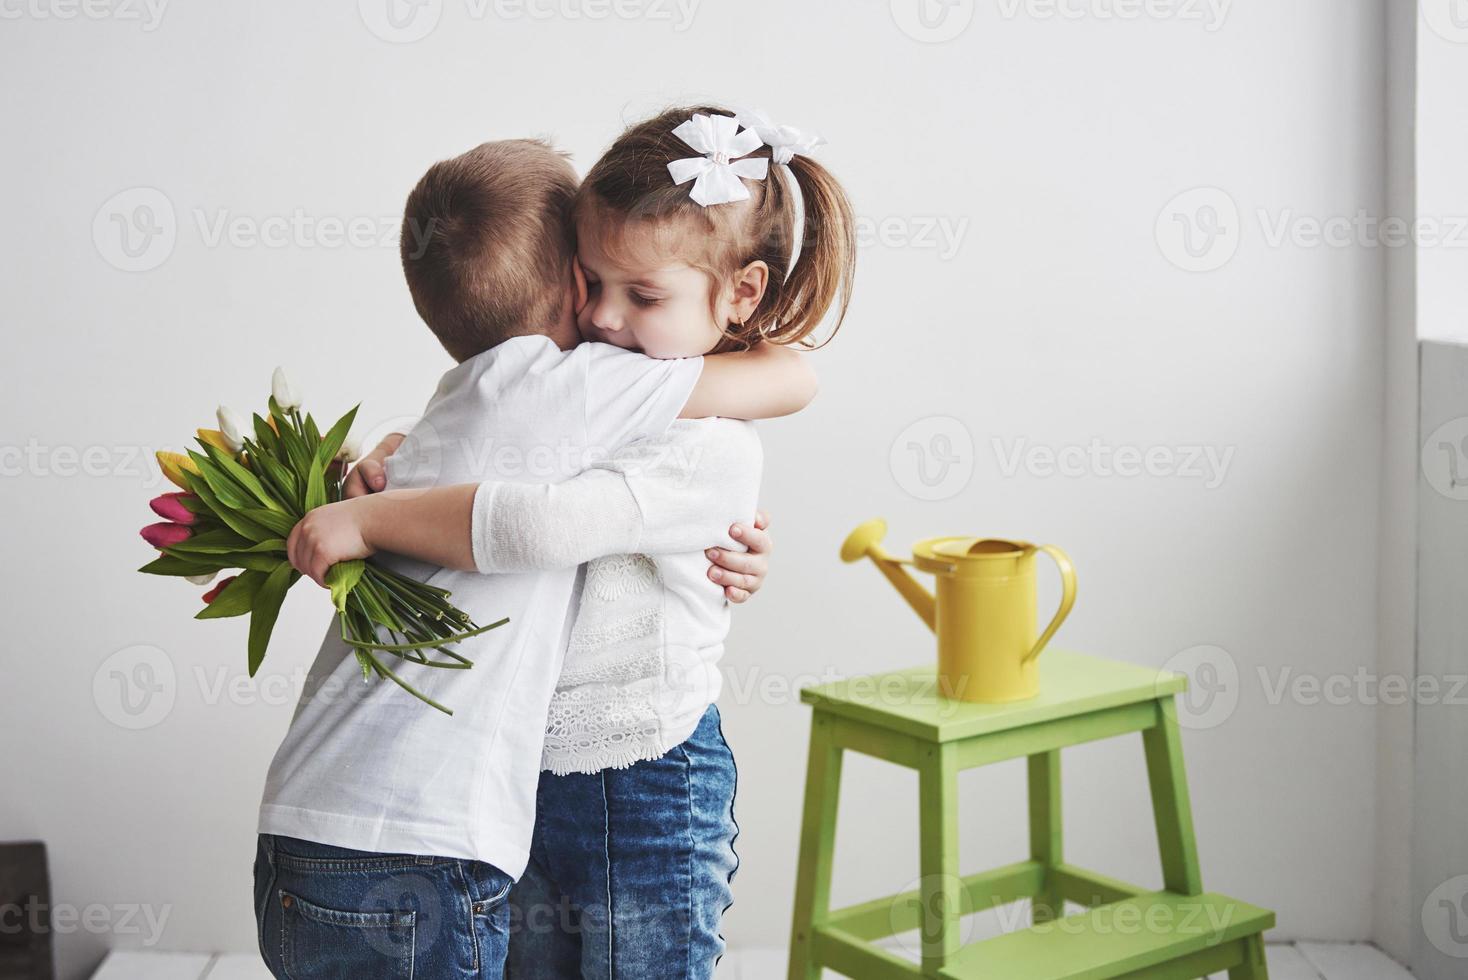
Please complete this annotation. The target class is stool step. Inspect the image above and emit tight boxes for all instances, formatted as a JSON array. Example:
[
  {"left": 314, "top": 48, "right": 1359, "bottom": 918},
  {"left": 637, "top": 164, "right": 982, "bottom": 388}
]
[{"left": 937, "top": 890, "right": 1274, "bottom": 980}]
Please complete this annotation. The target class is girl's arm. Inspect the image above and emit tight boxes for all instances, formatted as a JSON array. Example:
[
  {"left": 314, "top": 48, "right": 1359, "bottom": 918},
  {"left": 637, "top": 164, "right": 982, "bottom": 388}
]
[{"left": 681, "top": 342, "right": 817, "bottom": 420}]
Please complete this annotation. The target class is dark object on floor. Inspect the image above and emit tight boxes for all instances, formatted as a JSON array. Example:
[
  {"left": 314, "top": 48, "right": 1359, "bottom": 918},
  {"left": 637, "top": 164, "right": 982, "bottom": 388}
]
[{"left": 0, "top": 841, "right": 55, "bottom": 980}]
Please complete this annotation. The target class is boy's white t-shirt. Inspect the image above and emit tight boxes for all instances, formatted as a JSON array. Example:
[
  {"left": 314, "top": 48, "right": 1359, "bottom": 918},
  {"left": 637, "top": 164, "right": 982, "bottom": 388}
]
[{"left": 256, "top": 334, "right": 702, "bottom": 878}]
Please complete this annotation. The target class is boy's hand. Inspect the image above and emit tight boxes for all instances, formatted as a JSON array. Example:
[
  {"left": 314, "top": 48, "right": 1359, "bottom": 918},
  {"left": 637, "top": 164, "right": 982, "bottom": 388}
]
[
  {"left": 343, "top": 432, "right": 405, "bottom": 499},
  {"left": 287, "top": 498, "right": 376, "bottom": 588},
  {"left": 707, "top": 510, "right": 772, "bottom": 604}
]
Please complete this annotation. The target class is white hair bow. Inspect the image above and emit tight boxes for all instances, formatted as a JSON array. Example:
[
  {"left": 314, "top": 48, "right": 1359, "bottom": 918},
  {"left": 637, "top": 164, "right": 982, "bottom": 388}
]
[
  {"left": 734, "top": 108, "right": 825, "bottom": 165},
  {"left": 667, "top": 113, "right": 769, "bottom": 207}
]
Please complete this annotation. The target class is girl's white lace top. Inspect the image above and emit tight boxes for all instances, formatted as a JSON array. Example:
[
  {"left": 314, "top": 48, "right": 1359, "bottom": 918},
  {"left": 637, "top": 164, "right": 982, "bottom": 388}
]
[{"left": 470, "top": 417, "right": 762, "bottom": 775}]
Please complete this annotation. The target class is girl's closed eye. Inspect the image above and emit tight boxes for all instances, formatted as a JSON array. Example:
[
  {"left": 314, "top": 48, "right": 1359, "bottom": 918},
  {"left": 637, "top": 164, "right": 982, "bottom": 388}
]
[{"left": 630, "top": 292, "right": 662, "bottom": 307}]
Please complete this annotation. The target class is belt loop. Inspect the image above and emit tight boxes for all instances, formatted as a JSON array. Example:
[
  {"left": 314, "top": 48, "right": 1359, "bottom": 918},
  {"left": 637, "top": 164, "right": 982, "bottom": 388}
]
[
  {"left": 416, "top": 855, "right": 435, "bottom": 866},
  {"left": 265, "top": 834, "right": 276, "bottom": 869}
]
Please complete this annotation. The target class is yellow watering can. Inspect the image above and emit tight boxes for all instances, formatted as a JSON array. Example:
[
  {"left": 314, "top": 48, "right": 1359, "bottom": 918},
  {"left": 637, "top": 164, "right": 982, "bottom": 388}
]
[{"left": 841, "top": 518, "right": 1078, "bottom": 703}]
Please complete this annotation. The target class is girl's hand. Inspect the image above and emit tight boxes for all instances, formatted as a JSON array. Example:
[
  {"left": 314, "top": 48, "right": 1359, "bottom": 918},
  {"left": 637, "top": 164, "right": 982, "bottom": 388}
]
[
  {"left": 287, "top": 498, "right": 377, "bottom": 588},
  {"left": 707, "top": 510, "right": 772, "bottom": 604},
  {"left": 343, "top": 433, "right": 405, "bottom": 499}
]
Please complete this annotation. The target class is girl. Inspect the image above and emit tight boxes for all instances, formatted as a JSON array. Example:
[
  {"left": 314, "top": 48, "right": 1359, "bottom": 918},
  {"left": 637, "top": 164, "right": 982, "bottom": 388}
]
[{"left": 292, "top": 104, "right": 855, "bottom": 978}]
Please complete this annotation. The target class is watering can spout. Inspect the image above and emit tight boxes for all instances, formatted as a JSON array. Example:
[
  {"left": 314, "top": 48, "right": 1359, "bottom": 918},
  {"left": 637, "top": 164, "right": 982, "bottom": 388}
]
[{"left": 840, "top": 518, "right": 936, "bottom": 631}]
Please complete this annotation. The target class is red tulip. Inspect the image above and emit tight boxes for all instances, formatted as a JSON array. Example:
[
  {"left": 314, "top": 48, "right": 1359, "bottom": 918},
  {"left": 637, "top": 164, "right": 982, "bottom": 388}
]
[
  {"left": 202, "top": 576, "right": 236, "bottom": 604},
  {"left": 149, "top": 492, "right": 198, "bottom": 524},
  {"left": 140, "top": 522, "right": 192, "bottom": 549}
]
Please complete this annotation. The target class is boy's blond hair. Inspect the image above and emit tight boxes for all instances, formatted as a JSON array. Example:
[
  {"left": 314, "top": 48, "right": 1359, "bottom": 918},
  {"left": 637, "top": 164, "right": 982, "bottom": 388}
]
[{"left": 401, "top": 139, "right": 578, "bottom": 361}]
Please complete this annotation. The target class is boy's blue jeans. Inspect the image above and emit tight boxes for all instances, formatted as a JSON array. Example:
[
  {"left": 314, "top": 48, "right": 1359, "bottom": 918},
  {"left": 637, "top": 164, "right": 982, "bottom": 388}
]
[
  {"left": 252, "top": 833, "right": 515, "bottom": 979},
  {"left": 251, "top": 705, "right": 737, "bottom": 979},
  {"left": 506, "top": 704, "right": 741, "bottom": 980}
]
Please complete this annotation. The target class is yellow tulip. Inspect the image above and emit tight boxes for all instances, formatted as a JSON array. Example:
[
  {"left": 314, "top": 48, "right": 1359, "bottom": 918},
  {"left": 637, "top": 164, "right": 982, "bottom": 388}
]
[
  {"left": 156, "top": 450, "right": 200, "bottom": 490},
  {"left": 196, "top": 428, "right": 231, "bottom": 453}
]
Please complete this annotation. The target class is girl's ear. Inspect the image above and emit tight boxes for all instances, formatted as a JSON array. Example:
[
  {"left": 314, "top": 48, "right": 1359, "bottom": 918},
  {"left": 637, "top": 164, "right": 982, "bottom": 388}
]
[{"left": 728, "top": 260, "right": 769, "bottom": 324}]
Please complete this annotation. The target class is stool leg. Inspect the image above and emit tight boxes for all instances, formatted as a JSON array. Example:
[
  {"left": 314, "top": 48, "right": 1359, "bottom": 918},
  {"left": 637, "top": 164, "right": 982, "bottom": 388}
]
[
  {"left": 1228, "top": 933, "right": 1269, "bottom": 979},
  {"left": 788, "top": 714, "right": 843, "bottom": 980},
  {"left": 1027, "top": 750, "right": 1063, "bottom": 923},
  {"left": 918, "top": 743, "right": 962, "bottom": 974},
  {"left": 1142, "top": 696, "right": 1203, "bottom": 895}
]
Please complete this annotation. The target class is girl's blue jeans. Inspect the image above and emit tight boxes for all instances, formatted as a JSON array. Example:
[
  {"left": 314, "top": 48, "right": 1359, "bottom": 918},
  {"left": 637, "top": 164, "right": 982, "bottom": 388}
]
[
  {"left": 252, "top": 833, "right": 515, "bottom": 978},
  {"left": 505, "top": 704, "right": 741, "bottom": 980}
]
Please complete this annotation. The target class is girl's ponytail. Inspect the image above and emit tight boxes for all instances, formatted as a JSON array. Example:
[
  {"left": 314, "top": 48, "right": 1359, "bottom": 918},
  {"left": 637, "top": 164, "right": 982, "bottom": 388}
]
[{"left": 752, "top": 154, "right": 856, "bottom": 350}]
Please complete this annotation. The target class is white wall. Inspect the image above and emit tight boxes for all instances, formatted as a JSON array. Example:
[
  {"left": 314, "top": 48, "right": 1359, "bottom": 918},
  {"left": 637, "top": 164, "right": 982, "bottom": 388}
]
[
  {"left": 0, "top": 2, "right": 1391, "bottom": 977},
  {"left": 1418, "top": 0, "right": 1468, "bottom": 345}
]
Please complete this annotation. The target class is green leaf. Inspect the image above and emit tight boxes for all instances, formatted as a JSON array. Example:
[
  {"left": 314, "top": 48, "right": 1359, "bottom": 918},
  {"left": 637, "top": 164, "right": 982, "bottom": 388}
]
[
  {"left": 304, "top": 454, "right": 327, "bottom": 512},
  {"left": 247, "top": 561, "right": 297, "bottom": 676},
  {"left": 166, "top": 527, "right": 255, "bottom": 555},
  {"left": 194, "top": 569, "right": 266, "bottom": 619},
  {"left": 314, "top": 405, "right": 360, "bottom": 473},
  {"left": 253, "top": 452, "right": 298, "bottom": 507},
  {"left": 201, "top": 441, "right": 287, "bottom": 513},
  {"left": 138, "top": 554, "right": 219, "bottom": 577},
  {"left": 236, "top": 507, "right": 298, "bottom": 538},
  {"left": 186, "top": 450, "right": 254, "bottom": 511},
  {"left": 184, "top": 473, "right": 275, "bottom": 543},
  {"left": 304, "top": 413, "right": 321, "bottom": 447},
  {"left": 252, "top": 413, "right": 281, "bottom": 455},
  {"left": 325, "top": 559, "right": 366, "bottom": 614}
]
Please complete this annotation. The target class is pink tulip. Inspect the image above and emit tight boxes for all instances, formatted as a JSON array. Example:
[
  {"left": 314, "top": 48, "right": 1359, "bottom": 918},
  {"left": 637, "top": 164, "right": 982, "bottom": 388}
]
[
  {"left": 141, "top": 522, "right": 192, "bottom": 549},
  {"left": 149, "top": 492, "right": 198, "bottom": 525},
  {"left": 202, "top": 575, "right": 236, "bottom": 604}
]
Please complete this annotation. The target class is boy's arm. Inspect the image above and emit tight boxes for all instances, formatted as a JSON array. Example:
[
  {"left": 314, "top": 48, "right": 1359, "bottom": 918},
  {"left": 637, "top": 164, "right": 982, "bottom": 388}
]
[
  {"left": 286, "top": 473, "right": 769, "bottom": 594},
  {"left": 680, "top": 343, "right": 817, "bottom": 420}
]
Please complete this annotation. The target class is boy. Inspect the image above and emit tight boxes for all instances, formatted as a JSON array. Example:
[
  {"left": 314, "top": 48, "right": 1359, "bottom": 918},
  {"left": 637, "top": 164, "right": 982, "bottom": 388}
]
[{"left": 252, "top": 139, "right": 795, "bottom": 979}]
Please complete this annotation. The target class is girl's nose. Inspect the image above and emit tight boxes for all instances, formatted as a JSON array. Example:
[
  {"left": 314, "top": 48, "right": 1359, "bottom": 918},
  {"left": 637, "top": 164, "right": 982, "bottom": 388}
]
[{"left": 589, "top": 300, "right": 623, "bottom": 333}]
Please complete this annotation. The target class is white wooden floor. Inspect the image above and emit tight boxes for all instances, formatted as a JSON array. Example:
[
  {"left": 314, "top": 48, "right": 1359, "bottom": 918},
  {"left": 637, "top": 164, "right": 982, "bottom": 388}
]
[
  {"left": 720, "top": 942, "right": 1417, "bottom": 979},
  {"left": 92, "top": 942, "right": 1417, "bottom": 978}
]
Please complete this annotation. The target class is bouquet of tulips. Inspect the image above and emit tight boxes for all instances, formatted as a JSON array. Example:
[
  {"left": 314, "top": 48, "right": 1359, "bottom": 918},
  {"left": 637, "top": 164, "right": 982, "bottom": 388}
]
[{"left": 138, "top": 368, "right": 503, "bottom": 715}]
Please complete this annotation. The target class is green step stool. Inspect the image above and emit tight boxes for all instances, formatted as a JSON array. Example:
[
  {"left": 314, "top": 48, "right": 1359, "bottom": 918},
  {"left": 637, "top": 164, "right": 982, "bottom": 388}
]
[{"left": 788, "top": 649, "right": 1275, "bottom": 979}]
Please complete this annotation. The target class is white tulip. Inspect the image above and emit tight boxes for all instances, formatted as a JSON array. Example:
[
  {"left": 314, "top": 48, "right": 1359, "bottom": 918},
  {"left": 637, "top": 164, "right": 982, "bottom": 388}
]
[
  {"left": 337, "top": 431, "right": 363, "bottom": 463},
  {"left": 216, "top": 405, "right": 246, "bottom": 452},
  {"left": 272, "top": 366, "right": 302, "bottom": 410},
  {"left": 186, "top": 572, "right": 217, "bottom": 586}
]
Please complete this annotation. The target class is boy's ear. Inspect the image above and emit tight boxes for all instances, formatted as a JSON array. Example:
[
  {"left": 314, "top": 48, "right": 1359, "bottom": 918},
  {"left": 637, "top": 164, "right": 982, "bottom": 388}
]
[{"left": 729, "top": 260, "right": 769, "bottom": 322}]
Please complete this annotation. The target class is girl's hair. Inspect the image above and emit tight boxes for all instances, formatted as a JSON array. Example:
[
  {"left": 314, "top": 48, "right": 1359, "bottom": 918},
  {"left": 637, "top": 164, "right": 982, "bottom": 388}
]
[{"left": 575, "top": 105, "right": 855, "bottom": 352}]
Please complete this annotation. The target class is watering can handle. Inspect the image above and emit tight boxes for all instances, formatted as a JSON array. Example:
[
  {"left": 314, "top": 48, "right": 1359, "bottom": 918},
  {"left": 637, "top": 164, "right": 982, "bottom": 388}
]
[{"left": 1022, "top": 545, "right": 1077, "bottom": 664}]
